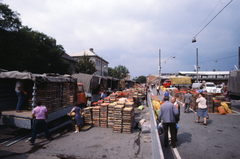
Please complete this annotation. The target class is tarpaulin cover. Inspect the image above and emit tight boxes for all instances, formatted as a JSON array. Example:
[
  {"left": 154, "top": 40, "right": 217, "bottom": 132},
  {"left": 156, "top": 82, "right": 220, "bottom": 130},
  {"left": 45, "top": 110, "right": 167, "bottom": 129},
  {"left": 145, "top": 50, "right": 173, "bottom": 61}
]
[
  {"left": 228, "top": 70, "right": 240, "bottom": 95},
  {"left": 72, "top": 73, "right": 93, "bottom": 93},
  {"left": 0, "top": 71, "right": 76, "bottom": 83},
  {"left": 169, "top": 75, "right": 191, "bottom": 85}
]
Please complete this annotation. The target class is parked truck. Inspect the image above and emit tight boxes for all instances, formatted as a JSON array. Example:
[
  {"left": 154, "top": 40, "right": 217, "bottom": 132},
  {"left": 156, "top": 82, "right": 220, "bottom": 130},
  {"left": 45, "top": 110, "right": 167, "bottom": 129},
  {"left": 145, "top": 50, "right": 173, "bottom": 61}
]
[
  {"left": 0, "top": 71, "right": 86, "bottom": 129},
  {"left": 227, "top": 70, "right": 240, "bottom": 100}
]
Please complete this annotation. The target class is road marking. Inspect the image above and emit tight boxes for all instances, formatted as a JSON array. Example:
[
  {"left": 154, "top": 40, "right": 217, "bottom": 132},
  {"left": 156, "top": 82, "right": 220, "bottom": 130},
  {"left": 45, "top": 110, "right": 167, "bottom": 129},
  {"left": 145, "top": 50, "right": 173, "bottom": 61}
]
[
  {"left": 231, "top": 110, "right": 240, "bottom": 115},
  {"left": 152, "top": 89, "right": 182, "bottom": 159},
  {"left": 168, "top": 131, "right": 182, "bottom": 159}
]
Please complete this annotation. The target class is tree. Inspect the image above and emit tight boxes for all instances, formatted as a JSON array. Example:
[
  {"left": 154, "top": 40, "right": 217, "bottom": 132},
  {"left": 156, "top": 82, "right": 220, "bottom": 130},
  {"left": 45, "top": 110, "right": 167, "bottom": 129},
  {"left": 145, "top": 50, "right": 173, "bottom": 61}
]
[
  {"left": 75, "top": 54, "right": 96, "bottom": 74},
  {"left": 0, "top": 3, "right": 70, "bottom": 75},
  {"left": 136, "top": 76, "right": 146, "bottom": 83},
  {"left": 108, "top": 65, "right": 129, "bottom": 79},
  {"left": 0, "top": 3, "right": 21, "bottom": 31}
]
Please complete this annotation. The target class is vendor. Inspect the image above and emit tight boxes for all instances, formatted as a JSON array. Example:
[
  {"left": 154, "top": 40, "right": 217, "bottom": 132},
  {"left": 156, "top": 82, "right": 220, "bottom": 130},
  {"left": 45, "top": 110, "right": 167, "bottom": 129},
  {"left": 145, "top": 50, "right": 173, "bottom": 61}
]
[
  {"left": 111, "top": 89, "right": 119, "bottom": 97},
  {"left": 119, "top": 97, "right": 130, "bottom": 102}
]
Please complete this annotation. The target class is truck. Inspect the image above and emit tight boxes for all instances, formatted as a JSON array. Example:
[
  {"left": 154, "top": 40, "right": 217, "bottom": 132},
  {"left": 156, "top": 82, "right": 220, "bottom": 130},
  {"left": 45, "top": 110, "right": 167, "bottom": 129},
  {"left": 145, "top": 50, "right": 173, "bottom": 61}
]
[
  {"left": 163, "top": 80, "right": 171, "bottom": 88},
  {"left": 227, "top": 70, "right": 240, "bottom": 100},
  {"left": 0, "top": 70, "right": 85, "bottom": 129}
]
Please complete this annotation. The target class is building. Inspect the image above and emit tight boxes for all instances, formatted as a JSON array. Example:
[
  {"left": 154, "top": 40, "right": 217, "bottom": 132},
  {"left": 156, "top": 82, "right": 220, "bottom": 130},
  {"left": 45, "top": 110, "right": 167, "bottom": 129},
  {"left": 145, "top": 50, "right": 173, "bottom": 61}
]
[
  {"left": 61, "top": 53, "right": 78, "bottom": 74},
  {"left": 70, "top": 48, "right": 109, "bottom": 76},
  {"left": 178, "top": 71, "right": 229, "bottom": 85}
]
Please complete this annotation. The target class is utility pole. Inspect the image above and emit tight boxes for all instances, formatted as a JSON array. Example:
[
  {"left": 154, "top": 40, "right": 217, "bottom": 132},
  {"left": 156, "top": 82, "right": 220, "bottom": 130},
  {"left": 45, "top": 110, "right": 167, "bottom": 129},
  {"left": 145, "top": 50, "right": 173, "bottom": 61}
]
[
  {"left": 159, "top": 49, "right": 161, "bottom": 85},
  {"left": 196, "top": 48, "right": 199, "bottom": 83},
  {"left": 239, "top": 46, "right": 240, "bottom": 69}
]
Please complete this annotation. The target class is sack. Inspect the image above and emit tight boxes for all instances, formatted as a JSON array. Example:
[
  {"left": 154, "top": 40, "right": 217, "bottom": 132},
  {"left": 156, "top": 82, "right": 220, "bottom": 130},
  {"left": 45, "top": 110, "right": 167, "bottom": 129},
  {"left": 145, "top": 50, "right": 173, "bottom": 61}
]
[
  {"left": 176, "top": 123, "right": 179, "bottom": 130},
  {"left": 142, "top": 122, "right": 151, "bottom": 133},
  {"left": 158, "top": 123, "right": 164, "bottom": 135},
  {"left": 218, "top": 106, "right": 226, "bottom": 115}
]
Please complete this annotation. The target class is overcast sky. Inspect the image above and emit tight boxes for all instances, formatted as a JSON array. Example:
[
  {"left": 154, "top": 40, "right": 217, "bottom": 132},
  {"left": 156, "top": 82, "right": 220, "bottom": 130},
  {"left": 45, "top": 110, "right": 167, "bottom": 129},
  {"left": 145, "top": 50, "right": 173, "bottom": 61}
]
[{"left": 3, "top": 0, "right": 239, "bottom": 79}]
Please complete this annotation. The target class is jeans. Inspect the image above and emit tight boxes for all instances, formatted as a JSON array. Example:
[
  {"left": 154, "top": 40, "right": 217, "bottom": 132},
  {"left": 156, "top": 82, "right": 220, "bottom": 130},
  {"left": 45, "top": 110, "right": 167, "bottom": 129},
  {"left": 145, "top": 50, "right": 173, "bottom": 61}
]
[
  {"left": 16, "top": 92, "right": 24, "bottom": 111},
  {"left": 31, "top": 119, "right": 52, "bottom": 144}
]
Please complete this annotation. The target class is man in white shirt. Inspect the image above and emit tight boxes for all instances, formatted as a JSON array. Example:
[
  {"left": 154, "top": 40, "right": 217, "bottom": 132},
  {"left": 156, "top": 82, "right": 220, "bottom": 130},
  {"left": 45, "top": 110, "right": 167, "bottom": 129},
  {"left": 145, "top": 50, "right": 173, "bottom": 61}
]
[{"left": 15, "top": 80, "right": 27, "bottom": 112}]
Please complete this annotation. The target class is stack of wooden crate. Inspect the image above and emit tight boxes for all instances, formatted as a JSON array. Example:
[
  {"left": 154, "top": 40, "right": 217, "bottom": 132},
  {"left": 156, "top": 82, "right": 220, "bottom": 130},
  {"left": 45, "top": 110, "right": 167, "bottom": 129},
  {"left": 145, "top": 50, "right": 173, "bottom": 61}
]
[
  {"left": 113, "top": 105, "right": 124, "bottom": 133},
  {"left": 206, "top": 93, "right": 213, "bottom": 113},
  {"left": 125, "top": 102, "right": 134, "bottom": 108},
  {"left": 92, "top": 106, "right": 100, "bottom": 127},
  {"left": 110, "top": 94, "right": 117, "bottom": 103},
  {"left": 213, "top": 100, "right": 221, "bottom": 113},
  {"left": 122, "top": 107, "right": 134, "bottom": 133},
  {"left": 83, "top": 107, "right": 92, "bottom": 125},
  {"left": 100, "top": 103, "right": 108, "bottom": 128},
  {"left": 104, "top": 97, "right": 110, "bottom": 103},
  {"left": 108, "top": 103, "right": 116, "bottom": 127},
  {"left": 191, "top": 93, "right": 198, "bottom": 112}
]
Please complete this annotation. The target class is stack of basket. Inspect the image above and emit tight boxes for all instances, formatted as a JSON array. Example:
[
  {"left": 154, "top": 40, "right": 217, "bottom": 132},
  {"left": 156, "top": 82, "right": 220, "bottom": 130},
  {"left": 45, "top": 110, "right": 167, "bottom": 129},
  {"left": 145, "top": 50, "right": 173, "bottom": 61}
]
[
  {"left": 83, "top": 107, "right": 92, "bottom": 125},
  {"left": 108, "top": 103, "right": 116, "bottom": 127},
  {"left": 92, "top": 106, "right": 100, "bottom": 127},
  {"left": 113, "top": 105, "right": 124, "bottom": 133},
  {"left": 122, "top": 107, "right": 134, "bottom": 134},
  {"left": 100, "top": 103, "right": 108, "bottom": 127}
]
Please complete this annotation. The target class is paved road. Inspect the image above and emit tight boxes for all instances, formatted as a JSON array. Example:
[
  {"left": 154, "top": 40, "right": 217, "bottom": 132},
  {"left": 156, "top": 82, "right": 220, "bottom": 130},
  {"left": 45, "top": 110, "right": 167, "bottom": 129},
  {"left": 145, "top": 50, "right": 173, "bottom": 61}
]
[
  {"left": 0, "top": 105, "right": 153, "bottom": 159},
  {"left": 152, "top": 88, "right": 240, "bottom": 159}
]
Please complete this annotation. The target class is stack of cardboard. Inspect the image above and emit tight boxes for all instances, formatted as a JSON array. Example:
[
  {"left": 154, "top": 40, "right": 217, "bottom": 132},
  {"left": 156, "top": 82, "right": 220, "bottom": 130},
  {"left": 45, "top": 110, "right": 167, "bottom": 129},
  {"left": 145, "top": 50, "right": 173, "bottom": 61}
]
[
  {"left": 92, "top": 106, "right": 100, "bottom": 127},
  {"left": 100, "top": 103, "right": 108, "bottom": 127},
  {"left": 108, "top": 103, "right": 116, "bottom": 127},
  {"left": 84, "top": 107, "right": 93, "bottom": 125},
  {"left": 122, "top": 107, "right": 134, "bottom": 133},
  {"left": 113, "top": 105, "right": 124, "bottom": 133}
]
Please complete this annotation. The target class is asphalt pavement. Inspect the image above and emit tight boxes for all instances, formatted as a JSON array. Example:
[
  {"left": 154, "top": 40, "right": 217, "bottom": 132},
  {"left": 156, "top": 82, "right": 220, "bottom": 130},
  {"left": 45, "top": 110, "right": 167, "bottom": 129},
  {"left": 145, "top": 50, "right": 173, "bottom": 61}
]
[
  {"left": 152, "top": 88, "right": 240, "bottom": 159},
  {"left": 0, "top": 103, "right": 153, "bottom": 159}
]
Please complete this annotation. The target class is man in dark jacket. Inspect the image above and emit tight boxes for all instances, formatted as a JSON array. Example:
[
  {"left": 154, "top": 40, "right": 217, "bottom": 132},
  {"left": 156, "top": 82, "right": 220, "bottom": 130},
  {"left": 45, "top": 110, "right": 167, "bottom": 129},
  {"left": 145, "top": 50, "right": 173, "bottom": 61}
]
[
  {"left": 184, "top": 90, "right": 192, "bottom": 113},
  {"left": 158, "top": 96, "right": 179, "bottom": 148}
]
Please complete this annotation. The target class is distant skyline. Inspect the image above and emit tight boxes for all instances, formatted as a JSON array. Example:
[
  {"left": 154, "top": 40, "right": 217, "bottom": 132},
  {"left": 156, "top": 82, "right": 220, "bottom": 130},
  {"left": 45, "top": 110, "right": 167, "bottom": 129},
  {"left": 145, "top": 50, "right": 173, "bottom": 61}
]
[{"left": 3, "top": 0, "right": 239, "bottom": 79}]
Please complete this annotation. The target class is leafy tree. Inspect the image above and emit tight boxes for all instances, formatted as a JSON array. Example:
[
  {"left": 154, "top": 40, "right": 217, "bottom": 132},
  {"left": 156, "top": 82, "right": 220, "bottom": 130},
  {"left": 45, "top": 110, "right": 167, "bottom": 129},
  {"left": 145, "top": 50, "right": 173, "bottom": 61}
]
[
  {"left": 0, "top": 3, "right": 21, "bottom": 31},
  {"left": 108, "top": 65, "right": 129, "bottom": 79},
  {"left": 108, "top": 67, "right": 114, "bottom": 77},
  {"left": 75, "top": 54, "right": 96, "bottom": 74},
  {"left": 136, "top": 75, "right": 146, "bottom": 83},
  {"left": 0, "top": 3, "right": 70, "bottom": 75}
]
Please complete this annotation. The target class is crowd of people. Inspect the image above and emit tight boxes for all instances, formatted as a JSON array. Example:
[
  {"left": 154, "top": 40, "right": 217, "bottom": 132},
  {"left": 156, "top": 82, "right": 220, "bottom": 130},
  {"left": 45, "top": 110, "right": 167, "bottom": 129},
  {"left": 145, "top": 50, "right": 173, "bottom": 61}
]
[{"left": 156, "top": 85, "right": 213, "bottom": 148}]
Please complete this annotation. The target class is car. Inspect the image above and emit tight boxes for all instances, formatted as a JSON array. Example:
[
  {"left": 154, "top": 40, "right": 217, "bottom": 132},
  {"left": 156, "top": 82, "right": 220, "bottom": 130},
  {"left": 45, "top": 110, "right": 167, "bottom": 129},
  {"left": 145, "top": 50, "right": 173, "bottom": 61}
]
[
  {"left": 192, "top": 83, "right": 202, "bottom": 89},
  {"left": 216, "top": 85, "right": 223, "bottom": 93},
  {"left": 202, "top": 82, "right": 217, "bottom": 93}
]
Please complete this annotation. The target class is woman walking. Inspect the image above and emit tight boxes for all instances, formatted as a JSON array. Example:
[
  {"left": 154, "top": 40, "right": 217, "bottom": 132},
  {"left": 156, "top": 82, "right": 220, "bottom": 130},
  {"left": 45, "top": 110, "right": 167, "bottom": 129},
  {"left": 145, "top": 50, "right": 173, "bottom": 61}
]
[
  {"left": 69, "top": 105, "right": 84, "bottom": 133},
  {"left": 195, "top": 93, "right": 208, "bottom": 126}
]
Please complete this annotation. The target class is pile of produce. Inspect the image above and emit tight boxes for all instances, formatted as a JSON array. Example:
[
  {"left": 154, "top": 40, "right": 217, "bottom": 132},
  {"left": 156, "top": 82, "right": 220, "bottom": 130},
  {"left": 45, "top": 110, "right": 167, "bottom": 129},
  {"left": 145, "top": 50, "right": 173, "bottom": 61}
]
[{"left": 151, "top": 100, "right": 161, "bottom": 119}]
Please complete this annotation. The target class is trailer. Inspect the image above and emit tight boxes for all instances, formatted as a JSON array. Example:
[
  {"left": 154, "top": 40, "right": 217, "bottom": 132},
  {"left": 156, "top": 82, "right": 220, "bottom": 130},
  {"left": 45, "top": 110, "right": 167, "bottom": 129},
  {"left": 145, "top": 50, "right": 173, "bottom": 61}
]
[{"left": 0, "top": 71, "right": 77, "bottom": 129}]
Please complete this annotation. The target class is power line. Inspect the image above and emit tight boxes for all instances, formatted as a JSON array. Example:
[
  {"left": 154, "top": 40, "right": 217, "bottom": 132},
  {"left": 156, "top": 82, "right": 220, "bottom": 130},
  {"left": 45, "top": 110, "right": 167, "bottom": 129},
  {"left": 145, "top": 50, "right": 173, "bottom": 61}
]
[
  {"left": 164, "top": 0, "right": 233, "bottom": 63},
  {"left": 194, "top": 0, "right": 233, "bottom": 38}
]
